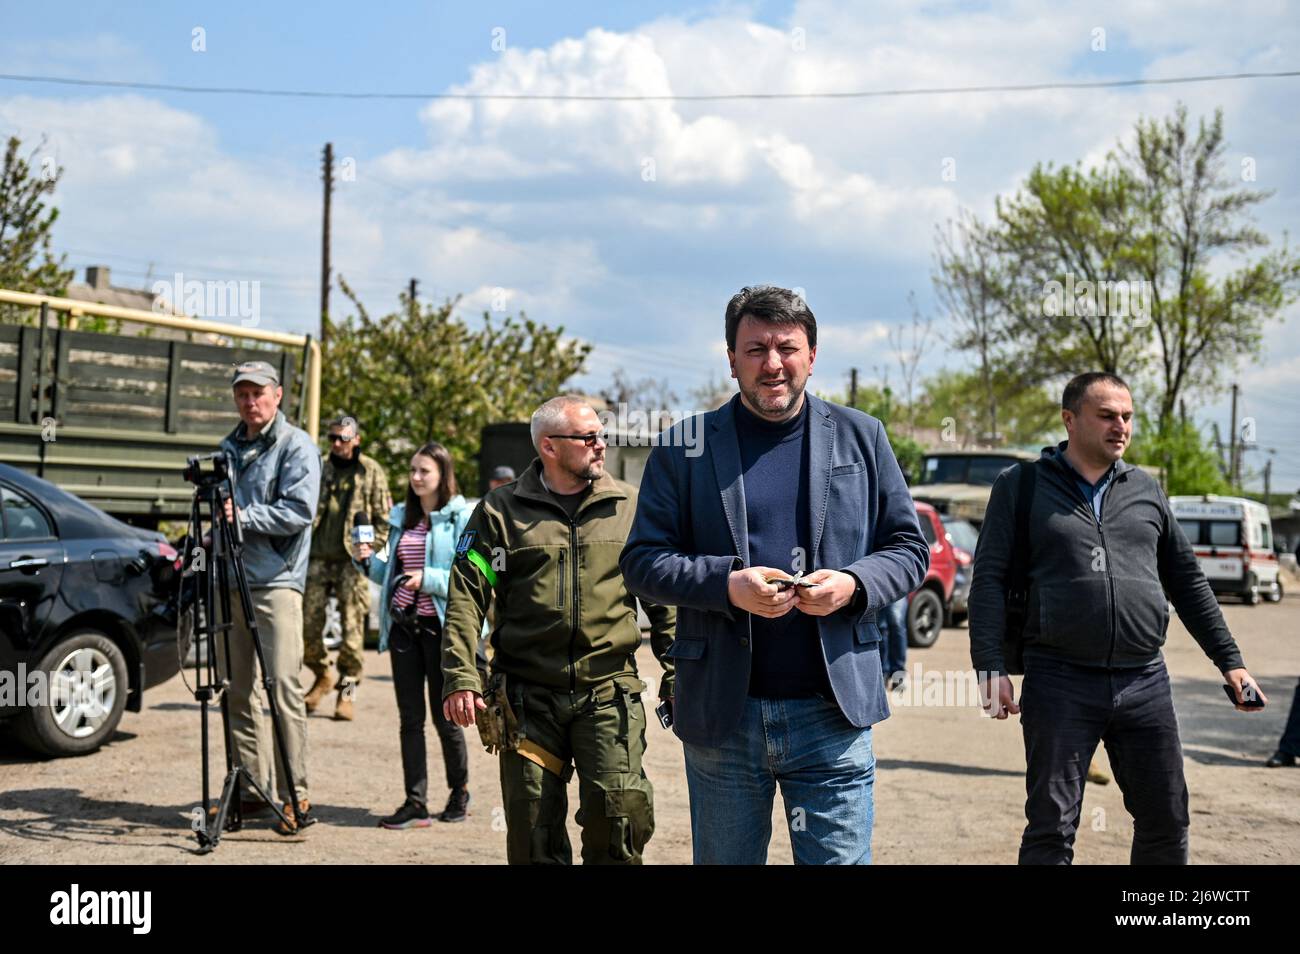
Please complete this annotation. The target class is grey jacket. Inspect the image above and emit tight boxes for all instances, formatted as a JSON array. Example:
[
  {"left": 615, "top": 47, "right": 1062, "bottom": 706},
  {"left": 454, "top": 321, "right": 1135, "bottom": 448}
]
[
  {"left": 969, "top": 444, "right": 1243, "bottom": 676},
  {"left": 219, "top": 410, "right": 322, "bottom": 592}
]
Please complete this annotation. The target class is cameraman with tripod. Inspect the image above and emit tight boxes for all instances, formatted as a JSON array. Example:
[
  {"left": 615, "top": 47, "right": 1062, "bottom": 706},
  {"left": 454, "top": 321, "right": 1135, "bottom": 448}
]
[{"left": 216, "top": 360, "right": 322, "bottom": 834}]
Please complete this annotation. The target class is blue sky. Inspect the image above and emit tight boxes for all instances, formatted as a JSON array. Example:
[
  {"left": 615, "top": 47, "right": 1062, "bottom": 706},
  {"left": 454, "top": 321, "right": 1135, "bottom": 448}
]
[{"left": 3, "top": 1, "right": 1298, "bottom": 492}]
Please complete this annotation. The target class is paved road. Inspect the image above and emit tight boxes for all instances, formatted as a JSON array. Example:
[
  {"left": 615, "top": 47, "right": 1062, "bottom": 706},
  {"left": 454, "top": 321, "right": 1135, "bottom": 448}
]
[{"left": 2, "top": 597, "right": 1296, "bottom": 864}]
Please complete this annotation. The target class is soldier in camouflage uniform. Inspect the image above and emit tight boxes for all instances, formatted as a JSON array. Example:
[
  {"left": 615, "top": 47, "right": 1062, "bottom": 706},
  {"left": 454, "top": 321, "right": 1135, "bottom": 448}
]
[
  {"left": 442, "top": 396, "right": 675, "bottom": 865},
  {"left": 304, "top": 415, "right": 392, "bottom": 720}
]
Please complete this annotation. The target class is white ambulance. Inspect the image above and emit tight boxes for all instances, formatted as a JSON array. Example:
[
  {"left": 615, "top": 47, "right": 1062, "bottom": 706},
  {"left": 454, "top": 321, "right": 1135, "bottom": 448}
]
[{"left": 1170, "top": 495, "right": 1282, "bottom": 605}]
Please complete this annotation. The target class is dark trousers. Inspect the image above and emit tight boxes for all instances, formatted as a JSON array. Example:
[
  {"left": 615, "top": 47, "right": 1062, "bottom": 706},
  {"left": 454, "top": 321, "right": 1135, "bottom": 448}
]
[
  {"left": 1019, "top": 654, "right": 1189, "bottom": 865},
  {"left": 389, "top": 614, "right": 468, "bottom": 808},
  {"left": 1279, "top": 677, "right": 1300, "bottom": 757},
  {"left": 498, "top": 675, "right": 654, "bottom": 865}
]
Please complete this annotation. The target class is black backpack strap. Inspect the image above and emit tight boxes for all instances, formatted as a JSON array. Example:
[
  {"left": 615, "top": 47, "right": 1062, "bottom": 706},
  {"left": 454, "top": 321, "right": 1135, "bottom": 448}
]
[
  {"left": 1002, "top": 461, "right": 1038, "bottom": 674},
  {"left": 1007, "top": 461, "right": 1037, "bottom": 599}
]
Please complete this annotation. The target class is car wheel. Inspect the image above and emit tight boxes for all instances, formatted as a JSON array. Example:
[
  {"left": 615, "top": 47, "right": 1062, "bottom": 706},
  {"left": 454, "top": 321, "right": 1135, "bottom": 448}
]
[
  {"left": 1267, "top": 578, "right": 1284, "bottom": 603},
  {"left": 15, "top": 630, "right": 129, "bottom": 757},
  {"left": 907, "top": 589, "right": 944, "bottom": 648}
]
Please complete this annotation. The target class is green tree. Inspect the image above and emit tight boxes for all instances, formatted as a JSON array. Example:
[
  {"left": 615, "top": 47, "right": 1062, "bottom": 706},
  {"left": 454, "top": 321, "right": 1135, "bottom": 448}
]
[
  {"left": 934, "top": 105, "right": 1300, "bottom": 491},
  {"left": 323, "top": 278, "right": 592, "bottom": 494},
  {"left": 823, "top": 383, "right": 925, "bottom": 483},
  {"left": 984, "top": 156, "right": 1152, "bottom": 382},
  {"left": 1122, "top": 106, "right": 1300, "bottom": 431},
  {"left": 914, "top": 368, "right": 1059, "bottom": 449},
  {"left": 1126, "top": 417, "right": 1230, "bottom": 497},
  {"left": 933, "top": 211, "right": 1064, "bottom": 442},
  {"left": 0, "top": 136, "right": 73, "bottom": 311}
]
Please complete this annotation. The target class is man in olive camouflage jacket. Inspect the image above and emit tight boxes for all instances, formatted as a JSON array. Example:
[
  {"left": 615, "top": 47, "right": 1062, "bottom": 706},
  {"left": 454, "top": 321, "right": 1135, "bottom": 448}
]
[{"left": 303, "top": 414, "right": 392, "bottom": 720}]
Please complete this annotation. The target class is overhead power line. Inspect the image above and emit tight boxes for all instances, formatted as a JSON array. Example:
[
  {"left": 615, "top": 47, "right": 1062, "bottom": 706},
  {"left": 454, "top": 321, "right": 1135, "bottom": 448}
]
[{"left": 1, "top": 69, "right": 1298, "bottom": 102}]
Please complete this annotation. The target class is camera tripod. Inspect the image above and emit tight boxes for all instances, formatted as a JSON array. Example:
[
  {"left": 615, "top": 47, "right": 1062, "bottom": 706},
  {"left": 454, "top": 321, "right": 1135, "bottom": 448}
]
[{"left": 182, "top": 453, "right": 312, "bottom": 852}]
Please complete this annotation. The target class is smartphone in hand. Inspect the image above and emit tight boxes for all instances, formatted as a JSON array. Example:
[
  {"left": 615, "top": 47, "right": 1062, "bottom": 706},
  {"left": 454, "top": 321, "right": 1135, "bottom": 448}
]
[
  {"left": 655, "top": 699, "right": 674, "bottom": 729},
  {"left": 764, "top": 576, "right": 821, "bottom": 591},
  {"left": 1222, "top": 683, "right": 1265, "bottom": 708}
]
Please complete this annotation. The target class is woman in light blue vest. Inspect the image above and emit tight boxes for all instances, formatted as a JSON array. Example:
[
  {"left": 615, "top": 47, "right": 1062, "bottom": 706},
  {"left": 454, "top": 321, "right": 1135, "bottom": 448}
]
[{"left": 355, "top": 441, "right": 475, "bottom": 829}]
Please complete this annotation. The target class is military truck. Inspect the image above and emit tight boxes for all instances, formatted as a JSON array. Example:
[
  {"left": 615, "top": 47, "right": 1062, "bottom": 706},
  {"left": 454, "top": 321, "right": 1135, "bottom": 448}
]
[
  {"left": 0, "top": 289, "right": 320, "bottom": 529},
  {"left": 909, "top": 448, "right": 1037, "bottom": 527},
  {"left": 910, "top": 446, "right": 1167, "bottom": 529}
]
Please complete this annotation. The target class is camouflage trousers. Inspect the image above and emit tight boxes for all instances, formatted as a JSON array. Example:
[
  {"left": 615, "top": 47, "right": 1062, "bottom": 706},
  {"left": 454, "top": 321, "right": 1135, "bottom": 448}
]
[
  {"left": 303, "top": 559, "right": 370, "bottom": 682},
  {"left": 496, "top": 673, "right": 655, "bottom": 865}
]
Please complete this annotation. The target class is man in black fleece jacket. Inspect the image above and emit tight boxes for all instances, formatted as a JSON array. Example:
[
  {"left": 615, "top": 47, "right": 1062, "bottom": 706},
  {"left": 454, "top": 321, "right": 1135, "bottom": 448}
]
[{"left": 970, "top": 372, "right": 1268, "bottom": 864}]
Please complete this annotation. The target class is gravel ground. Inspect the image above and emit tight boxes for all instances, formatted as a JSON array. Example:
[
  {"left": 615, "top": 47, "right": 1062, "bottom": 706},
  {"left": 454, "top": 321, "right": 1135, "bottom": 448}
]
[{"left": 1, "top": 598, "right": 1296, "bottom": 864}]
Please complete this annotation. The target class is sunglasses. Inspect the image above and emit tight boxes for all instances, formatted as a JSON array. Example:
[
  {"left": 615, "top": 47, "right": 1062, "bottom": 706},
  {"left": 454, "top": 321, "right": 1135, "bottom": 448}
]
[
  {"left": 327, "top": 433, "right": 354, "bottom": 443},
  {"left": 548, "top": 433, "right": 605, "bottom": 448}
]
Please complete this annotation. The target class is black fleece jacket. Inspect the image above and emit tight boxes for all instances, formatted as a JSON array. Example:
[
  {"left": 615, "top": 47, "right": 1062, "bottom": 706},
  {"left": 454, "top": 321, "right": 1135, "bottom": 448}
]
[{"left": 969, "top": 443, "right": 1244, "bottom": 676}]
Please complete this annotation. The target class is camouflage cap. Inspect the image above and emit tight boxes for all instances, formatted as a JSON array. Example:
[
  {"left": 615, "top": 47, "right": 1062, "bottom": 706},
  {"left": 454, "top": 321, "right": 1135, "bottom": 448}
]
[{"left": 231, "top": 360, "right": 280, "bottom": 387}]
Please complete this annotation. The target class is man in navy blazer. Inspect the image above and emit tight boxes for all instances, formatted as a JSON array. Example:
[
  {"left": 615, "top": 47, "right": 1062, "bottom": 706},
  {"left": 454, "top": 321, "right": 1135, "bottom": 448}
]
[{"left": 620, "top": 285, "right": 929, "bottom": 864}]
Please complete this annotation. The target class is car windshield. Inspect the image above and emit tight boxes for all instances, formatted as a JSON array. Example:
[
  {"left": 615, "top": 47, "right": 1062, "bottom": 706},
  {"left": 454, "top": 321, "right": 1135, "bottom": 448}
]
[
  {"left": 919, "top": 455, "right": 1024, "bottom": 487},
  {"left": 943, "top": 519, "right": 979, "bottom": 553}
]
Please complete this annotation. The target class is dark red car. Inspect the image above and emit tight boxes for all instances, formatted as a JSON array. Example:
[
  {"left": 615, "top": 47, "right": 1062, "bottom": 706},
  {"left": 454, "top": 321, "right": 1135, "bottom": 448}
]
[{"left": 907, "top": 502, "right": 964, "bottom": 647}]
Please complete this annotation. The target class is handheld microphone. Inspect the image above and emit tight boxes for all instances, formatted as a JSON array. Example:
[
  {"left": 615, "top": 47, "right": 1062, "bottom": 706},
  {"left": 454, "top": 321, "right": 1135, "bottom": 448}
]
[{"left": 351, "top": 511, "right": 375, "bottom": 570}]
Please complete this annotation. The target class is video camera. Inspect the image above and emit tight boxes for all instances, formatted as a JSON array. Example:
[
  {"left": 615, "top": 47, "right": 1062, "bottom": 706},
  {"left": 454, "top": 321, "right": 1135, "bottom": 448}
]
[{"left": 182, "top": 451, "right": 232, "bottom": 487}]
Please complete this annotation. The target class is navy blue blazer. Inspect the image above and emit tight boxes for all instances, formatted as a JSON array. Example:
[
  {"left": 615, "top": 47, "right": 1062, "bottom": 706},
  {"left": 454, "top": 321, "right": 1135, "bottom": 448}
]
[{"left": 620, "top": 393, "right": 929, "bottom": 747}]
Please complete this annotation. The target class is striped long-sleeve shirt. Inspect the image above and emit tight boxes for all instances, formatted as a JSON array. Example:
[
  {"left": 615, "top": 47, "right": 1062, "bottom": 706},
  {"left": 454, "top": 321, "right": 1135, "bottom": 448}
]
[{"left": 390, "top": 518, "right": 437, "bottom": 617}]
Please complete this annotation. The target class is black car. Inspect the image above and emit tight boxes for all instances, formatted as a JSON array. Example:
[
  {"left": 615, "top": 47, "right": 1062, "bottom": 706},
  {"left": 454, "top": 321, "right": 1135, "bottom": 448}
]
[{"left": 0, "top": 463, "right": 186, "bottom": 756}]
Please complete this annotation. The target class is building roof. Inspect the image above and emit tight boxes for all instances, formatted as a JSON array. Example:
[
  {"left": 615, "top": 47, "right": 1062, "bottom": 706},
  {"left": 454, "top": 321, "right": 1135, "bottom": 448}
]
[{"left": 64, "top": 265, "right": 184, "bottom": 315}]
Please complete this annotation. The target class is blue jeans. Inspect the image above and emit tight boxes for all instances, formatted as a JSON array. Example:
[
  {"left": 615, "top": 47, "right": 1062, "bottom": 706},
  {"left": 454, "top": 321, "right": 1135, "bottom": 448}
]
[
  {"left": 878, "top": 597, "right": 908, "bottom": 678},
  {"left": 682, "top": 695, "right": 874, "bottom": 864}
]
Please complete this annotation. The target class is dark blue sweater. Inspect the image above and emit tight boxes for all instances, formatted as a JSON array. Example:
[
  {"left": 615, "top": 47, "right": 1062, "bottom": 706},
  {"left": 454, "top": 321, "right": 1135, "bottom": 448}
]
[{"left": 735, "top": 398, "right": 832, "bottom": 698}]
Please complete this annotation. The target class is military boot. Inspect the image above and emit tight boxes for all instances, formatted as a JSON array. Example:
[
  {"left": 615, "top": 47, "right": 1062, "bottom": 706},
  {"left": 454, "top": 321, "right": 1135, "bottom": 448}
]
[
  {"left": 334, "top": 678, "right": 356, "bottom": 721},
  {"left": 304, "top": 670, "right": 336, "bottom": 713}
]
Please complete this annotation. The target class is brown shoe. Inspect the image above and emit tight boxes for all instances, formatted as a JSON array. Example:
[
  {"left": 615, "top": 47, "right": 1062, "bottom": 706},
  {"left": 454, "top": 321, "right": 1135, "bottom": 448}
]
[
  {"left": 276, "top": 799, "right": 313, "bottom": 836},
  {"left": 304, "top": 671, "right": 336, "bottom": 713},
  {"left": 333, "top": 680, "right": 356, "bottom": 721},
  {"left": 1087, "top": 759, "right": 1111, "bottom": 785}
]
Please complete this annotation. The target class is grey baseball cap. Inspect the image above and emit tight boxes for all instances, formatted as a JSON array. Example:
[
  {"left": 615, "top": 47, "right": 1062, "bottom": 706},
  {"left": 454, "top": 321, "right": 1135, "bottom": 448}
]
[
  {"left": 231, "top": 360, "right": 280, "bottom": 387},
  {"left": 490, "top": 465, "right": 516, "bottom": 482}
]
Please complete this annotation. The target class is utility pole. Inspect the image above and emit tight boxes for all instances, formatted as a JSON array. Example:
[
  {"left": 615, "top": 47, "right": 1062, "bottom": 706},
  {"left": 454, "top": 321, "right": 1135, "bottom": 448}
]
[
  {"left": 1228, "top": 382, "right": 1239, "bottom": 490},
  {"left": 408, "top": 278, "right": 418, "bottom": 320},
  {"left": 1211, "top": 421, "right": 1227, "bottom": 479},
  {"left": 1264, "top": 458, "right": 1272, "bottom": 512},
  {"left": 849, "top": 367, "right": 858, "bottom": 408},
  {"left": 320, "top": 142, "right": 334, "bottom": 348}
]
